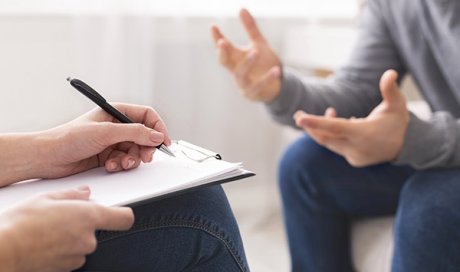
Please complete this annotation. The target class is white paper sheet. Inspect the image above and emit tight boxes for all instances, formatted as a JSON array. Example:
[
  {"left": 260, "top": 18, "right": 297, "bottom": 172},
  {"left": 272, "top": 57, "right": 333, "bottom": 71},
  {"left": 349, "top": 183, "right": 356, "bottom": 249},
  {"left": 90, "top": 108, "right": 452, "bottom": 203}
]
[{"left": 0, "top": 143, "right": 253, "bottom": 212}]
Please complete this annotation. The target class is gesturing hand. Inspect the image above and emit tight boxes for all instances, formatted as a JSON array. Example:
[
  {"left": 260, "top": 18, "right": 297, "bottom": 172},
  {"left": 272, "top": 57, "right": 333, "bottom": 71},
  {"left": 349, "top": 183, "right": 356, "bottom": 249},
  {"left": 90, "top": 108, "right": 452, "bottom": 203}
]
[
  {"left": 0, "top": 187, "right": 134, "bottom": 272},
  {"left": 211, "top": 9, "right": 282, "bottom": 102},
  {"left": 294, "top": 70, "right": 409, "bottom": 167},
  {"left": 39, "top": 103, "right": 171, "bottom": 179}
]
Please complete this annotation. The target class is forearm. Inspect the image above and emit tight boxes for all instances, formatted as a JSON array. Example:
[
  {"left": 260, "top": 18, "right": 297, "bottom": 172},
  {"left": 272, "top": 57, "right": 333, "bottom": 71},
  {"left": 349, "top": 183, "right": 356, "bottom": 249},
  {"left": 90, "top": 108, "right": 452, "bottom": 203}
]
[
  {"left": 0, "top": 132, "right": 49, "bottom": 186},
  {"left": 265, "top": 68, "right": 383, "bottom": 128}
]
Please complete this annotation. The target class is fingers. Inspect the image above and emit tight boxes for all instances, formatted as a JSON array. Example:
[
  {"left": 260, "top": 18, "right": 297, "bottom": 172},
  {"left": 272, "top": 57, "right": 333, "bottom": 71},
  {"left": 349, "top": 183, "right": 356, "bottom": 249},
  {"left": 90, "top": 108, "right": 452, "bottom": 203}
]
[
  {"left": 46, "top": 187, "right": 91, "bottom": 201},
  {"left": 123, "top": 143, "right": 142, "bottom": 169},
  {"left": 306, "top": 126, "right": 349, "bottom": 154},
  {"left": 93, "top": 205, "right": 134, "bottom": 231},
  {"left": 141, "top": 106, "right": 172, "bottom": 146},
  {"left": 211, "top": 25, "right": 241, "bottom": 70},
  {"left": 212, "top": 10, "right": 268, "bottom": 68},
  {"left": 240, "top": 9, "right": 266, "bottom": 43},
  {"left": 325, "top": 107, "right": 337, "bottom": 118},
  {"left": 140, "top": 146, "right": 155, "bottom": 163},
  {"left": 211, "top": 24, "right": 225, "bottom": 46},
  {"left": 379, "top": 69, "right": 405, "bottom": 108},
  {"left": 101, "top": 123, "right": 165, "bottom": 150},
  {"left": 379, "top": 69, "right": 398, "bottom": 95},
  {"left": 234, "top": 50, "right": 258, "bottom": 87},
  {"left": 48, "top": 189, "right": 134, "bottom": 233},
  {"left": 111, "top": 104, "right": 171, "bottom": 145},
  {"left": 104, "top": 142, "right": 145, "bottom": 172},
  {"left": 293, "top": 110, "right": 351, "bottom": 137},
  {"left": 294, "top": 110, "right": 351, "bottom": 157},
  {"left": 104, "top": 150, "right": 125, "bottom": 172},
  {"left": 216, "top": 39, "right": 238, "bottom": 70}
]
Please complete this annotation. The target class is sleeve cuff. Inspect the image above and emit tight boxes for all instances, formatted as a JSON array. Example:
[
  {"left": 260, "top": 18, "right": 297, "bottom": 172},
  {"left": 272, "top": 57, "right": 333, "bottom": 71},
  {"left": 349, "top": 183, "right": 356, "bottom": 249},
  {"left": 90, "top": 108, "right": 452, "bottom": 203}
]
[
  {"left": 395, "top": 112, "right": 456, "bottom": 169},
  {"left": 265, "top": 67, "right": 300, "bottom": 115}
]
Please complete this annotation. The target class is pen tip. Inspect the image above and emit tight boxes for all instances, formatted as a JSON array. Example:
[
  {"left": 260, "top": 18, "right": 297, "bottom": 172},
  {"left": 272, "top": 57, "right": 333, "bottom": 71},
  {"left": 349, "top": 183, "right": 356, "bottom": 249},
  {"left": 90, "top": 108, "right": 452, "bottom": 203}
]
[{"left": 66, "top": 77, "right": 72, "bottom": 82}]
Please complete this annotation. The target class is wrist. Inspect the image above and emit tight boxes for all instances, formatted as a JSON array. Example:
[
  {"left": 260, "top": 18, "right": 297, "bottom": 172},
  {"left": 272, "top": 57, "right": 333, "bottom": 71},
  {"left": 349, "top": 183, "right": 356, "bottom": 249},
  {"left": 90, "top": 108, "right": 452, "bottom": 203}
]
[
  {"left": 0, "top": 132, "right": 50, "bottom": 186},
  {"left": 261, "top": 66, "right": 282, "bottom": 103}
]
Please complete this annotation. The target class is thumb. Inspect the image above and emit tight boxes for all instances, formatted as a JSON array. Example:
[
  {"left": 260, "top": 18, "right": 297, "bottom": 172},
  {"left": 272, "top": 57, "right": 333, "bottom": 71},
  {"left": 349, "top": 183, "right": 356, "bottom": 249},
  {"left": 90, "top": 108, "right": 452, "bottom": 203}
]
[
  {"left": 100, "top": 123, "right": 165, "bottom": 148},
  {"left": 379, "top": 69, "right": 405, "bottom": 108},
  {"left": 47, "top": 186, "right": 91, "bottom": 201}
]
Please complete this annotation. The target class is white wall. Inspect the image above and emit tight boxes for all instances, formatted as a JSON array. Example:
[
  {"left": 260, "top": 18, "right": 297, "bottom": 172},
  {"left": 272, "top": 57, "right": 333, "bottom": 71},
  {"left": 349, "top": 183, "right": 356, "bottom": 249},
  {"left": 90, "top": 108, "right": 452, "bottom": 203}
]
[
  {"left": 0, "top": 11, "right": 361, "bottom": 271},
  {"left": 0, "top": 11, "right": 362, "bottom": 202},
  {"left": 0, "top": 15, "right": 314, "bottom": 208}
]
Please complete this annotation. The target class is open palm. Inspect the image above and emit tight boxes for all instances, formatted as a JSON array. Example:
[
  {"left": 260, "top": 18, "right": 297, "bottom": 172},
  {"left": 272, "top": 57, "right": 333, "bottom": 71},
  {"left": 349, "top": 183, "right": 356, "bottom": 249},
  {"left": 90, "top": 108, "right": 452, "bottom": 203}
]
[{"left": 211, "top": 9, "right": 282, "bottom": 102}]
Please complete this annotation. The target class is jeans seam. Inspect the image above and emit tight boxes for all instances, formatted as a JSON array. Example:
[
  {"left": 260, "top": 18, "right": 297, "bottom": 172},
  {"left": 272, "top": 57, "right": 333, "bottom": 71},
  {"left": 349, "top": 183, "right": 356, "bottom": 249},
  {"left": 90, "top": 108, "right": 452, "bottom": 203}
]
[{"left": 97, "top": 220, "right": 247, "bottom": 272}]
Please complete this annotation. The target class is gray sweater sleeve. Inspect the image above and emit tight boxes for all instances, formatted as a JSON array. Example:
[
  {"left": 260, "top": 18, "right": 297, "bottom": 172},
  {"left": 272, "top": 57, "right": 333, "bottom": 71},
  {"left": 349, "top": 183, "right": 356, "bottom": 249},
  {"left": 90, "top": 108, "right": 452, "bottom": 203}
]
[
  {"left": 265, "top": 0, "right": 460, "bottom": 169},
  {"left": 395, "top": 112, "right": 460, "bottom": 169}
]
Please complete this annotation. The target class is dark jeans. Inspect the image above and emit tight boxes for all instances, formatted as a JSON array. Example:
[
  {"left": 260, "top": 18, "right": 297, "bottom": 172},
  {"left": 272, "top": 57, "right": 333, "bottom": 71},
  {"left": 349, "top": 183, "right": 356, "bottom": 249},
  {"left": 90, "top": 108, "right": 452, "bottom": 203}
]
[
  {"left": 76, "top": 185, "right": 248, "bottom": 272},
  {"left": 279, "top": 135, "right": 460, "bottom": 272}
]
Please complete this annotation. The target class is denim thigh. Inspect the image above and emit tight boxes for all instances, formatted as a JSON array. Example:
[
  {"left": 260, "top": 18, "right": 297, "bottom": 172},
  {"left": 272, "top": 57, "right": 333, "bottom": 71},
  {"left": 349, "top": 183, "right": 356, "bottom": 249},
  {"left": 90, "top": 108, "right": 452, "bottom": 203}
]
[
  {"left": 393, "top": 169, "right": 460, "bottom": 272},
  {"left": 76, "top": 185, "right": 248, "bottom": 272}
]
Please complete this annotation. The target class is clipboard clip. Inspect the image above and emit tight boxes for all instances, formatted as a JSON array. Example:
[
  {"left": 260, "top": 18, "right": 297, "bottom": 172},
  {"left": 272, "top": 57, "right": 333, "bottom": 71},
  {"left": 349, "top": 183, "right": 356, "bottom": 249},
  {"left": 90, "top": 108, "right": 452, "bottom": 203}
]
[{"left": 172, "top": 140, "right": 222, "bottom": 163}]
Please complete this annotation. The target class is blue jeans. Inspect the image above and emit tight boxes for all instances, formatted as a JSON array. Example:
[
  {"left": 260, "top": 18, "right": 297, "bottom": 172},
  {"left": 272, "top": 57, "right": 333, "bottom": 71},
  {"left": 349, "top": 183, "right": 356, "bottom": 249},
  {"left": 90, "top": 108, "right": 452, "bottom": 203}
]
[
  {"left": 76, "top": 185, "right": 248, "bottom": 272},
  {"left": 279, "top": 135, "right": 460, "bottom": 272}
]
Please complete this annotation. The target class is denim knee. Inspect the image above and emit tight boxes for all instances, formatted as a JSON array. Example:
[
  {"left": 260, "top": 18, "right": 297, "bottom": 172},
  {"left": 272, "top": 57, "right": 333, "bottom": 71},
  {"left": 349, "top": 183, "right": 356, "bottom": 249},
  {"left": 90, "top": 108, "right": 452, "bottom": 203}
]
[
  {"left": 278, "top": 134, "right": 332, "bottom": 198},
  {"left": 133, "top": 185, "right": 247, "bottom": 268}
]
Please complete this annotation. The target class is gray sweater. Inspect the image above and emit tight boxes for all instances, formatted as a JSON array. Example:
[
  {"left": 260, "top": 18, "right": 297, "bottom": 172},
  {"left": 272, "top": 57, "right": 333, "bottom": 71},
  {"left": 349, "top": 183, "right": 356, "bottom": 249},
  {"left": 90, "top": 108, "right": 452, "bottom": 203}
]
[{"left": 266, "top": 0, "right": 460, "bottom": 169}]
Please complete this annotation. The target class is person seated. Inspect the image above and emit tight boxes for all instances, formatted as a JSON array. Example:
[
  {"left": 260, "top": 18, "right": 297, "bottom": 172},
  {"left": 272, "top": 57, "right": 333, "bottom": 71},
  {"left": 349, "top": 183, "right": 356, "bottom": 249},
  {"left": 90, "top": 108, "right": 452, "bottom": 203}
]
[
  {"left": 212, "top": 3, "right": 460, "bottom": 271},
  {"left": 0, "top": 103, "right": 248, "bottom": 272}
]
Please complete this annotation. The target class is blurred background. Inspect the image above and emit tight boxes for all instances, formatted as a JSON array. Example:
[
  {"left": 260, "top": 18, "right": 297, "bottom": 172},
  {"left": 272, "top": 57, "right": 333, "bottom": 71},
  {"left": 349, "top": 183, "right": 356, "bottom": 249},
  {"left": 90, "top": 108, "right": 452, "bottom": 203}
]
[{"left": 0, "top": 0, "right": 365, "bottom": 270}]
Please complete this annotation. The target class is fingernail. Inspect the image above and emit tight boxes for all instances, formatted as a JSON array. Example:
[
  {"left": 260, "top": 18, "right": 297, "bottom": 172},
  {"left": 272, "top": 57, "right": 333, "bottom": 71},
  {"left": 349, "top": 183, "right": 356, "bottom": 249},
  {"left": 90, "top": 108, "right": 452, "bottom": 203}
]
[
  {"left": 150, "top": 131, "right": 164, "bottom": 142},
  {"left": 77, "top": 185, "right": 90, "bottom": 192},
  {"left": 127, "top": 159, "right": 135, "bottom": 169},
  {"left": 293, "top": 111, "right": 301, "bottom": 120},
  {"left": 272, "top": 67, "right": 280, "bottom": 77},
  {"left": 248, "top": 51, "right": 257, "bottom": 61},
  {"left": 109, "top": 161, "right": 118, "bottom": 171}
]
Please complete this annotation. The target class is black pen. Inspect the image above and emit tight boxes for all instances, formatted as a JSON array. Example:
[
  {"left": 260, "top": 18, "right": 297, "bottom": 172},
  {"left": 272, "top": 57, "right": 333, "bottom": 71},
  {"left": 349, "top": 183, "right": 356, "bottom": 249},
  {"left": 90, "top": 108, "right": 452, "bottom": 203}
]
[{"left": 67, "top": 77, "right": 175, "bottom": 157}]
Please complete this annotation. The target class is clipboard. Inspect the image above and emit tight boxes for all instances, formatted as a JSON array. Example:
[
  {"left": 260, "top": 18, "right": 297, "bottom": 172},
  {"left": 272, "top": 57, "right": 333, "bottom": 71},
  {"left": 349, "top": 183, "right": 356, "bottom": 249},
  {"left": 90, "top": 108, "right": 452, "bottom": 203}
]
[{"left": 0, "top": 140, "right": 255, "bottom": 212}]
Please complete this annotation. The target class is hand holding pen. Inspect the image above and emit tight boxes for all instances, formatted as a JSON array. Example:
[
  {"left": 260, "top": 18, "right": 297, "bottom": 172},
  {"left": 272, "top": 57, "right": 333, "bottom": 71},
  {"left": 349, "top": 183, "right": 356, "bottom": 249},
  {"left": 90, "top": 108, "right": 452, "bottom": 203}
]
[{"left": 67, "top": 77, "right": 175, "bottom": 157}]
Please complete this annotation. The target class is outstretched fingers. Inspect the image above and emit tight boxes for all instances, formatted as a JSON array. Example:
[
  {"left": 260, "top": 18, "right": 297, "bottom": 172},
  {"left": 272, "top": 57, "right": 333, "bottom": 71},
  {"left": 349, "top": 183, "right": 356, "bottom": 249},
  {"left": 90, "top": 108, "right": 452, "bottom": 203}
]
[
  {"left": 211, "top": 25, "right": 240, "bottom": 69},
  {"left": 240, "top": 9, "right": 266, "bottom": 43},
  {"left": 293, "top": 111, "right": 353, "bottom": 138},
  {"left": 234, "top": 50, "right": 258, "bottom": 88},
  {"left": 211, "top": 24, "right": 225, "bottom": 45}
]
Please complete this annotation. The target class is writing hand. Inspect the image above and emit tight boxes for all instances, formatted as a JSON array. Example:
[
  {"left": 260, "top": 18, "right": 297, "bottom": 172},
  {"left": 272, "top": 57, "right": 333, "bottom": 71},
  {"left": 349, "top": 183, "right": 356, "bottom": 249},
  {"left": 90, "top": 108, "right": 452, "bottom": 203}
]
[
  {"left": 294, "top": 70, "right": 409, "bottom": 167},
  {"left": 39, "top": 103, "right": 171, "bottom": 179},
  {"left": 0, "top": 186, "right": 134, "bottom": 272},
  {"left": 211, "top": 9, "right": 282, "bottom": 102}
]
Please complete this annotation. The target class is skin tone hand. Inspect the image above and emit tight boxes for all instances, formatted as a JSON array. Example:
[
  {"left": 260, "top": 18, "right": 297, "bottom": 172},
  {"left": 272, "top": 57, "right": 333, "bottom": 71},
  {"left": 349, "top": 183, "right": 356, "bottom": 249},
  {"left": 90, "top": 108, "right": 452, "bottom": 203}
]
[
  {"left": 0, "top": 186, "right": 134, "bottom": 272},
  {"left": 293, "top": 70, "right": 409, "bottom": 167},
  {"left": 211, "top": 9, "right": 282, "bottom": 102},
  {"left": 0, "top": 103, "right": 171, "bottom": 187}
]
